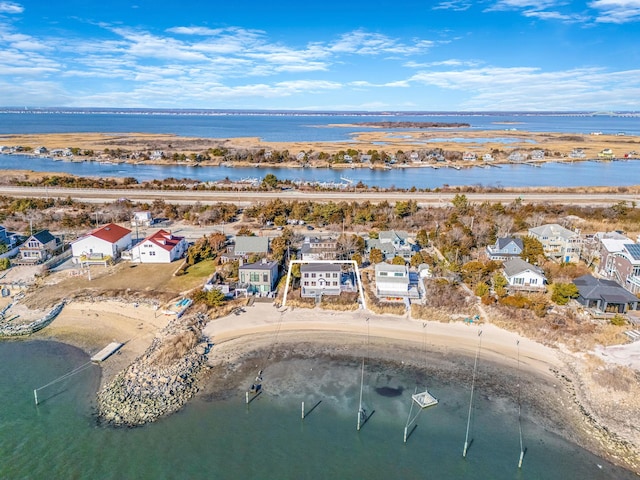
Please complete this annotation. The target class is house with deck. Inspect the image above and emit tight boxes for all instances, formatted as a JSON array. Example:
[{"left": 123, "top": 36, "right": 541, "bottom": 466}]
[
  {"left": 300, "top": 236, "right": 338, "bottom": 261},
  {"left": 373, "top": 262, "right": 420, "bottom": 299},
  {"left": 71, "top": 223, "right": 132, "bottom": 264},
  {"left": 18, "top": 230, "right": 60, "bottom": 263},
  {"left": 238, "top": 259, "right": 279, "bottom": 295},
  {"left": 366, "top": 230, "right": 415, "bottom": 262},
  {"left": 502, "top": 258, "right": 546, "bottom": 291},
  {"left": 528, "top": 224, "right": 582, "bottom": 263}
]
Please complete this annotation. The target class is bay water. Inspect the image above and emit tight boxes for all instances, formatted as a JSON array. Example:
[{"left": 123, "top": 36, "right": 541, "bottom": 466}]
[{"left": 0, "top": 340, "right": 636, "bottom": 479}]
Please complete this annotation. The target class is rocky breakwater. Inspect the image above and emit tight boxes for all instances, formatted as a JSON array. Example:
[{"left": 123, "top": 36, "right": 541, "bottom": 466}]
[{"left": 97, "top": 313, "right": 211, "bottom": 426}]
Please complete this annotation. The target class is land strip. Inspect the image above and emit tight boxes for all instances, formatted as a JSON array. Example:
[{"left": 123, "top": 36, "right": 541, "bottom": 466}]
[{"left": 0, "top": 184, "right": 637, "bottom": 206}]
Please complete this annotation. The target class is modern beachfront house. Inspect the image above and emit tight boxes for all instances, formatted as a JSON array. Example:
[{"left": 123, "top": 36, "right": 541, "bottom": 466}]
[
  {"left": 71, "top": 223, "right": 132, "bottom": 265},
  {"left": 374, "top": 262, "right": 411, "bottom": 298},
  {"left": 573, "top": 274, "right": 639, "bottom": 314},
  {"left": 239, "top": 259, "right": 279, "bottom": 295}
]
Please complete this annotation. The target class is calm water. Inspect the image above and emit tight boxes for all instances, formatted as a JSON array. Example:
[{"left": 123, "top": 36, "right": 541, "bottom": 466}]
[
  {"left": 2, "top": 111, "right": 640, "bottom": 188},
  {"left": 0, "top": 340, "right": 635, "bottom": 479},
  {"left": 1, "top": 111, "right": 639, "bottom": 141},
  {"left": 2, "top": 154, "right": 640, "bottom": 189}
]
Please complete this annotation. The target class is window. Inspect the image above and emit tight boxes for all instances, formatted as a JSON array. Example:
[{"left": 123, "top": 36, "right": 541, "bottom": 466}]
[
  {"left": 263, "top": 273, "right": 268, "bottom": 283},
  {"left": 250, "top": 272, "right": 260, "bottom": 282},
  {"left": 513, "top": 277, "right": 524, "bottom": 285},
  {"left": 303, "top": 273, "right": 309, "bottom": 278},
  {"left": 394, "top": 272, "right": 404, "bottom": 277},
  {"left": 303, "top": 281, "right": 309, "bottom": 286},
  {"left": 332, "top": 281, "right": 338, "bottom": 286},
  {"left": 379, "top": 272, "right": 388, "bottom": 276},
  {"left": 530, "top": 278, "right": 537, "bottom": 284},
  {"left": 333, "top": 273, "right": 338, "bottom": 278},
  {"left": 149, "top": 251, "right": 156, "bottom": 256},
  {"left": 311, "top": 281, "right": 316, "bottom": 286}
]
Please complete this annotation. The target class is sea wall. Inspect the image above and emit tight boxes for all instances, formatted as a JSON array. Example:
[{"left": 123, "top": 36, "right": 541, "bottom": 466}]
[
  {"left": 0, "top": 301, "right": 65, "bottom": 337},
  {"left": 97, "top": 313, "right": 211, "bottom": 427}
]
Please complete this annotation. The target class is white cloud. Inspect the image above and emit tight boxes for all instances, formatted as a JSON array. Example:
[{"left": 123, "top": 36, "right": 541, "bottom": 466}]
[
  {"left": 0, "top": 2, "right": 23, "bottom": 14},
  {"left": 589, "top": 0, "right": 640, "bottom": 23},
  {"left": 329, "top": 30, "right": 434, "bottom": 55},
  {"left": 433, "top": 1, "right": 472, "bottom": 11}
]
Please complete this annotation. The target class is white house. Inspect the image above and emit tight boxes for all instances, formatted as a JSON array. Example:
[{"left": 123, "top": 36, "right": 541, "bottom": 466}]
[
  {"left": 528, "top": 223, "right": 582, "bottom": 263},
  {"left": 502, "top": 258, "right": 546, "bottom": 291},
  {"left": 130, "top": 229, "right": 187, "bottom": 263},
  {"left": 374, "top": 262, "right": 409, "bottom": 297},
  {"left": 71, "top": 223, "right": 132, "bottom": 263},
  {"left": 131, "top": 211, "right": 153, "bottom": 227},
  {"left": 300, "top": 263, "right": 342, "bottom": 298}
]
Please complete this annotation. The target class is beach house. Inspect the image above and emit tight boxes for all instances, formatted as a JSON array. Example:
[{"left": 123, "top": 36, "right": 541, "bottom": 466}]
[
  {"left": 71, "top": 223, "right": 132, "bottom": 264},
  {"left": 17, "top": 230, "right": 60, "bottom": 263},
  {"left": 374, "top": 262, "right": 410, "bottom": 298},
  {"left": 573, "top": 275, "right": 639, "bottom": 314},
  {"left": 300, "top": 263, "right": 342, "bottom": 298},
  {"left": 366, "top": 230, "right": 415, "bottom": 262},
  {"left": 129, "top": 229, "right": 187, "bottom": 263},
  {"left": 528, "top": 224, "right": 582, "bottom": 263},
  {"left": 502, "top": 258, "right": 546, "bottom": 291},
  {"left": 485, "top": 237, "right": 524, "bottom": 261},
  {"left": 238, "top": 259, "right": 279, "bottom": 295},
  {"left": 300, "top": 236, "right": 338, "bottom": 261},
  {"left": 598, "top": 238, "right": 640, "bottom": 294}
]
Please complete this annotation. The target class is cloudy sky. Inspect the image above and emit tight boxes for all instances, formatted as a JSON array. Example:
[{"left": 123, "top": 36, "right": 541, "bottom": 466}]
[{"left": 1, "top": 0, "right": 639, "bottom": 111}]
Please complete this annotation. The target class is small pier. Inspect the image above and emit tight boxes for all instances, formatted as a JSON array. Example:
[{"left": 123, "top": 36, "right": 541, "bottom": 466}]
[{"left": 91, "top": 342, "right": 124, "bottom": 362}]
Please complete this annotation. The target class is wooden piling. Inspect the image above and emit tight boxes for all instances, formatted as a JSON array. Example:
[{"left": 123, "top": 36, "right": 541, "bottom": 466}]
[
  {"left": 33, "top": 389, "right": 38, "bottom": 405},
  {"left": 301, "top": 401, "right": 305, "bottom": 419}
]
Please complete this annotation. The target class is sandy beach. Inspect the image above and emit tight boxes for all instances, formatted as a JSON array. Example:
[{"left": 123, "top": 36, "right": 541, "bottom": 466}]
[{"left": 23, "top": 297, "right": 639, "bottom": 473}]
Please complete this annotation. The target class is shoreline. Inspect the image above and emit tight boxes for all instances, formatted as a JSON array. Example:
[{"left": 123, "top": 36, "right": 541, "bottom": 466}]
[{"left": 19, "top": 299, "right": 640, "bottom": 473}]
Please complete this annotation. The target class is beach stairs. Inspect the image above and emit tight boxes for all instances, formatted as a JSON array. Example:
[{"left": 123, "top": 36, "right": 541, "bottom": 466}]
[
  {"left": 624, "top": 330, "right": 640, "bottom": 342},
  {"left": 412, "top": 389, "right": 438, "bottom": 409}
]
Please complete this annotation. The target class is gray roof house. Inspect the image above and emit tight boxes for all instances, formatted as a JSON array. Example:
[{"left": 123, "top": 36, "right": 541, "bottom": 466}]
[
  {"left": 17, "top": 230, "right": 60, "bottom": 263},
  {"left": 300, "top": 263, "right": 342, "bottom": 298},
  {"left": 367, "top": 230, "right": 415, "bottom": 261},
  {"left": 502, "top": 258, "right": 546, "bottom": 291},
  {"left": 232, "top": 236, "right": 269, "bottom": 256},
  {"left": 528, "top": 223, "right": 582, "bottom": 263},
  {"left": 486, "top": 237, "right": 523, "bottom": 261},
  {"left": 239, "top": 259, "right": 279, "bottom": 295},
  {"left": 373, "top": 262, "right": 418, "bottom": 299},
  {"left": 573, "top": 274, "right": 639, "bottom": 313}
]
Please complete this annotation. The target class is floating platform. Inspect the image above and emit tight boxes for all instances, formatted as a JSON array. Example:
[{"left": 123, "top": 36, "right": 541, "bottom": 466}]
[
  {"left": 91, "top": 342, "right": 124, "bottom": 362},
  {"left": 412, "top": 390, "right": 438, "bottom": 409}
]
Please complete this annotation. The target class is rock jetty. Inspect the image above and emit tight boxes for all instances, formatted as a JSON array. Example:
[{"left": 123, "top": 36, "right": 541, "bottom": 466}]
[{"left": 97, "top": 313, "right": 211, "bottom": 427}]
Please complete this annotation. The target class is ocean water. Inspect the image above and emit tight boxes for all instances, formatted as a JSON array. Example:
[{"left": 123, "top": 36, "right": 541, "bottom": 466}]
[
  {"left": 0, "top": 340, "right": 636, "bottom": 480},
  {"left": 1, "top": 111, "right": 639, "bottom": 141}
]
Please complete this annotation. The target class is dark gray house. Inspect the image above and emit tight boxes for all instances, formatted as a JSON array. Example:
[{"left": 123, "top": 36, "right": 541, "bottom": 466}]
[{"left": 573, "top": 274, "right": 639, "bottom": 314}]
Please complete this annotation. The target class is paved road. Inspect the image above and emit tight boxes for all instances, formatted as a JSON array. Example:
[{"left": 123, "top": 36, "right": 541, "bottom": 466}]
[{"left": 0, "top": 185, "right": 634, "bottom": 206}]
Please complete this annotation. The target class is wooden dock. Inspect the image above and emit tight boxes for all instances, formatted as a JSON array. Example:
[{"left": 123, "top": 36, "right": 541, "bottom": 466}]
[{"left": 91, "top": 342, "right": 124, "bottom": 362}]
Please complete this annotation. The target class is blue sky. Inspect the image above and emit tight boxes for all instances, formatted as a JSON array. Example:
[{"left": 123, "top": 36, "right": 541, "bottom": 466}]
[{"left": 1, "top": 0, "right": 639, "bottom": 111}]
